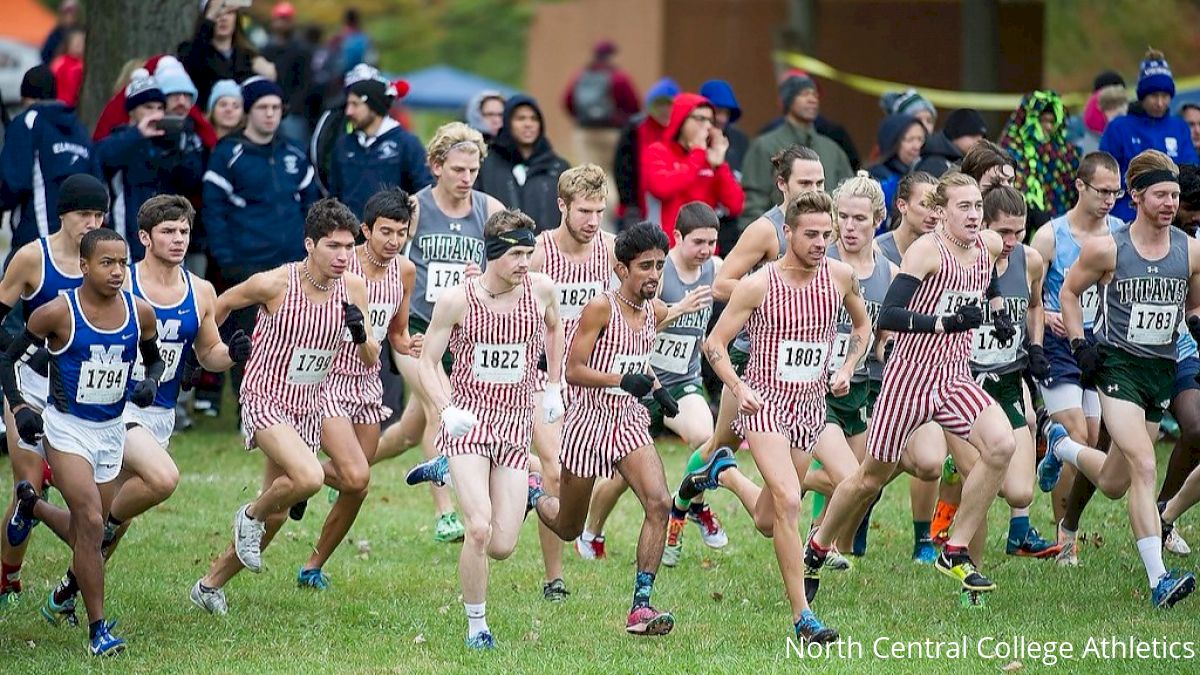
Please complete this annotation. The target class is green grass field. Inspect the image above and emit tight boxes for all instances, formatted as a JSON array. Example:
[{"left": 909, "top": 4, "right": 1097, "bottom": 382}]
[{"left": 0, "top": 412, "right": 1195, "bottom": 674}]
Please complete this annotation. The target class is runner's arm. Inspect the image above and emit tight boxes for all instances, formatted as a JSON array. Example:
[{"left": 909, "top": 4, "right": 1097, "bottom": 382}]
[
  {"left": 876, "top": 236, "right": 946, "bottom": 333},
  {"left": 534, "top": 274, "right": 565, "bottom": 385},
  {"left": 712, "top": 217, "right": 773, "bottom": 302},
  {"left": 1187, "top": 238, "right": 1200, "bottom": 322},
  {"left": 345, "top": 274, "right": 381, "bottom": 367},
  {"left": 214, "top": 268, "right": 286, "bottom": 325},
  {"left": 832, "top": 261, "right": 872, "bottom": 381},
  {"left": 191, "top": 278, "right": 237, "bottom": 372},
  {"left": 0, "top": 300, "right": 65, "bottom": 411},
  {"left": 1061, "top": 236, "right": 1115, "bottom": 342},
  {"left": 565, "top": 296, "right": 620, "bottom": 389},
  {"left": 134, "top": 298, "right": 165, "bottom": 384},
  {"left": 1026, "top": 247, "right": 1046, "bottom": 346},
  {"left": 416, "top": 285, "right": 466, "bottom": 412},
  {"left": 702, "top": 269, "right": 767, "bottom": 392},
  {"left": 386, "top": 257, "right": 418, "bottom": 359}
]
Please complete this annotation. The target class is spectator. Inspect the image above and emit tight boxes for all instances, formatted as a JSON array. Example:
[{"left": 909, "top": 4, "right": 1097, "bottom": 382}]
[
  {"left": 329, "top": 65, "right": 431, "bottom": 219},
  {"left": 699, "top": 79, "right": 749, "bottom": 254},
  {"left": 93, "top": 55, "right": 219, "bottom": 151},
  {"left": 1100, "top": 49, "right": 1199, "bottom": 220},
  {"left": 740, "top": 73, "right": 851, "bottom": 227},
  {"left": 1180, "top": 103, "right": 1200, "bottom": 159},
  {"left": 476, "top": 94, "right": 570, "bottom": 233},
  {"left": 41, "top": 0, "right": 80, "bottom": 66},
  {"left": 881, "top": 88, "right": 937, "bottom": 134},
  {"left": 261, "top": 1, "right": 314, "bottom": 146},
  {"left": 465, "top": 90, "right": 506, "bottom": 146},
  {"left": 96, "top": 70, "right": 205, "bottom": 261},
  {"left": 49, "top": 28, "right": 85, "bottom": 108},
  {"left": 758, "top": 71, "right": 861, "bottom": 171},
  {"left": 643, "top": 93, "right": 744, "bottom": 244},
  {"left": 0, "top": 65, "right": 101, "bottom": 255},
  {"left": 179, "top": 0, "right": 275, "bottom": 110},
  {"left": 868, "top": 113, "right": 926, "bottom": 219},
  {"left": 331, "top": 8, "right": 373, "bottom": 77},
  {"left": 999, "top": 90, "right": 1080, "bottom": 225},
  {"left": 1079, "top": 84, "right": 1129, "bottom": 155},
  {"left": 564, "top": 40, "right": 640, "bottom": 173},
  {"left": 207, "top": 79, "right": 244, "bottom": 139},
  {"left": 614, "top": 77, "right": 678, "bottom": 227},
  {"left": 912, "top": 107, "right": 987, "bottom": 178},
  {"left": 154, "top": 55, "right": 199, "bottom": 119}
]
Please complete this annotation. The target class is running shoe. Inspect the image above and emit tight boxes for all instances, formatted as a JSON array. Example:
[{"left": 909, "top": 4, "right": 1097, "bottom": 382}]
[
  {"left": 0, "top": 587, "right": 19, "bottom": 609},
  {"left": 677, "top": 447, "right": 736, "bottom": 501},
  {"left": 406, "top": 455, "right": 449, "bottom": 487},
  {"left": 40, "top": 589, "right": 78, "bottom": 627},
  {"left": 1151, "top": 570, "right": 1196, "bottom": 608},
  {"left": 794, "top": 609, "right": 839, "bottom": 644},
  {"left": 466, "top": 630, "right": 496, "bottom": 649},
  {"left": 912, "top": 537, "right": 938, "bottom": 564},
  {"left": 687, "top": 504, "right": 728, "bottom": 548},
  {"left": 803, "top": 542, "right": 826, "bottom": 602},
  {"left": 101, "top": 519, "right": 121, "bottom": 554},
  {"left": 1037, "top": 422, "right": 1068, "bottom": 492},
  {"left": 941, "top": 455, "right": 961, "bottom": 485},
  {"left": 931, "top": 500, "right": 957, "bottom": 547},
  {"left": 288, "top": 499, "right": 308, "bottom": 522},
  {"left": 625, "top": 606, "right": 674, "bottom": 635},
  {"left": 575, "top": 535, "right": 606, "bottom": 560},
  {"left": 297, "top": 567, "right": 330, "bottom": 590},
  {"left": 433, "top": 512, "right": 465, "bottom": 543},
  {"left": 7, "top": 480, "right": 40, "bottom": 547},
  {"left": 190, "top": 579, "right": 228, "bottom": 615},
  {"left": 526, "top": 473, "right": 544, "bottom": 519},
  {"left": 542, "top": 578, "right": 569, "bottom": 602},
  {"left": 1056, "top": 524, "right": 1080, "bottom": 567},
  {"left": 935, "top": 551, "right": 995, "bottom": 592},
  {"left": 1006, "top": 526, "right": 1061, "bottom": 558},
  {"left": 233, "top": 504, "right": 265, "bottom": 572},
  {"left": 826, "top": 548, "right": 853, "bottom": 571},
  {"left": 662, "top": 514, "right": 686, "bottom": 567},
  {"left": 89, "top": 620, "right": 125, "bottom": 657},
  {"left": 1166, "top": 529, "right": 1192, "bottom": 556}
]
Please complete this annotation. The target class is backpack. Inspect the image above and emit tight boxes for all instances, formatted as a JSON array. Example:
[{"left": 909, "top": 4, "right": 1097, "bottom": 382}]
[{"left": 571, "top": 69, "right": 615, "bottom": 126}]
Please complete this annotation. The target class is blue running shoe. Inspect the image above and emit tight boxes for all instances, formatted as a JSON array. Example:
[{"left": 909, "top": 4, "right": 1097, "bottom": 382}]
[
  {"left": 678, "top": 447, "right": 737, "bottom": 501},
  {"left": 1037, "top": 423, "right": 1068, "bottom": 492},
  {"left": 912, "top": 538, "right": 937, "bottom": 564},
  {"left": 89, "top": 620, "right": 125, "bottom": 656},
  {"left": 466, "top": 630, "right": 496, "bottom": 649},
  {"left": 6, "top": 480, "right": 40, "bottom": 547},
  {"left": 406, "top": 455, "right": 449, "bottom": 487},
  {"left": 794, "top": 609, "right": 838, "bottom": 644},
  {"left": 1151, "top": 571, "right": 1196, "bottom": 608},
  {"left": 297, "top": 567, "right": 330, "bottom": 590}
]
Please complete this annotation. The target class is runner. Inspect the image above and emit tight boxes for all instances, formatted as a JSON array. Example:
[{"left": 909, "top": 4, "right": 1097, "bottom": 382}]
[
  {"left": 297, "top": 188, "right": 419, "bottom": 590},
  {"left": 3, "top": 227, "right": 162, "bottom": 655},
  {"left": 1039, "top": 150, "right": 1197, "bottom": 607},
  {"left": 699, "top": 189, "right": 869, "bottom": 643},
  {"left": 527, "top": 222, "right": 680, "bottom": 636},
  {"left": 190, "top": 198, "right": 378, "bottom": 615},
  {"left": 404, "top": 209, "right": 563, "bottom": 648}
]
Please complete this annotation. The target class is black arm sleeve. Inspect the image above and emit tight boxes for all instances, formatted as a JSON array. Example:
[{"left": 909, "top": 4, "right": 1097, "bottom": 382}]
[
  {"left": 0, "top": 329, "right": 36, "bottom": 410},
  {"left": 877, "top": 274, "right": 940, "bottom": 334},
  {"left": 139, "top": 335, "right": 165, "bottom": 383},
  {"left": 0, "top": 301, "right": 14, "bottom": 351}
]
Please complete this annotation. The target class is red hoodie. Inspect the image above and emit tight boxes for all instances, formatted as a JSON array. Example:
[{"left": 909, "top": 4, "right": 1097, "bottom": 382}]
[{"left": 642, "top": 93, "right": 743, "bottom": 244}]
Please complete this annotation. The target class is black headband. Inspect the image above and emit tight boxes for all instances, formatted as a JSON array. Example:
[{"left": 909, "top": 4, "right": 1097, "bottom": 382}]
[
  {"left": 1130, "top": 169, "right": 1179, "bottom": 192},
  {"left": 485, "top": 228, "right": 536, "bottom": 260}
]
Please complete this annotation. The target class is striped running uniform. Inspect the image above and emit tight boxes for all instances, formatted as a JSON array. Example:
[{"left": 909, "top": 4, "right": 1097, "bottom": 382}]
[
  {"left": 437, "top": 277, "right": 544, "bottom": 470},
  {"left": 320, "top": 249, "right": 404, "bottom": 424},
  {"left": 241, "top": 263, "right": 348, "bottom": 453},
  {"left": 869, "top": 233, "right": 995, "bottom": 463},
  {"left": 732, "top": 261, "right": 839, "bottom": 451},
  {"left": 560, "top": 292, "right": 656, "bottom": 478},
  {"left": 536, "top": 229, "right": 612, "bottom": 390}
]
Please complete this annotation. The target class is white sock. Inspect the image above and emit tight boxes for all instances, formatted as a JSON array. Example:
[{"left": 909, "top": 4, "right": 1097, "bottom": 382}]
[
  {"left": 581, "top": 530, "right": 597, "bottom": 543},
  {"left": 465, "top": 602, "right": 487, "bottom": 637},
  {"left": 1136, "top": 536, "right": 1167, "bottom": 587},
  {"left": 1053, "top": 435, "right": 1084, "bottom": 467},
  {"left": 1058, "top": 520, "right": 1076, "bottom": 539}
]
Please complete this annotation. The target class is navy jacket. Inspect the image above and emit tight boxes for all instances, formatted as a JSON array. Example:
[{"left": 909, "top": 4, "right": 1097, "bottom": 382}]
[
  {"left": 475, "top": 94, "right": 570, "bottom": 233},
  {"left": 329, "top": 117, "right": 432, "bottom": 219},
  {"left": 1101, "top": 103, "right": 1200, "bottom": 221}
]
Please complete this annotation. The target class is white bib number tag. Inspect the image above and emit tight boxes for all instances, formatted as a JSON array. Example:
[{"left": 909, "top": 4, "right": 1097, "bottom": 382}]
[
  {"left": 426, "top": 262, "right": 466, "bottom": 303},
  {"left": 76, "top": 361, "right": 128, "bottom": 405},
  {"left": 472, "top": 343, "right": 526, "bottom": 384},
  {"left": 827, "top": 333, "right": 872, "bottom": 372},
  {"left": 368, "top": 302, "right": 394, "bottom": 342},
  {"left": 776, "top": 340, "right": 827, "bottom": 383},
  {"left": 605, "top": 354, "right": 649, "bottom": 395},
  {"left": 286, "top": 348, "right": 334, "bottom": 385},
  {"left": 935, "top": 291, "right": 978, "bottom": 316},
  {"left": 557, "top": 281, "right": 603, "bottom": 321},
  {"left": 650, "top": 333, "right": 696, "bottom": 374},
  {"left": 1081, "top": 286, "right": 1102, "bottom": 325},
  {"left": 1127, "top": 303, "right": 1177, "bottom": 345},
  {"left": 132, "top": 343, "right": 183, "bottom": 383},
  {"left": 972, "top": 325, "right": 1021, "bottom": 365}
]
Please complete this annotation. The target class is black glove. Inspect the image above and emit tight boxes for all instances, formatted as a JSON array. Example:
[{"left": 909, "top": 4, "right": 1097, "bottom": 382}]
[
  {"left": 1188, "top": 315, "right": 1200, "bottom": 345},
  {"left": 943, "top": 304, "right": 984, "bottom": 333},
  {"left": 619, "top": 373, "right": 654, "bottom": 397},
  {"left": 131, "top": 378, "right": 158, "bottom": 407},
  {"left": 882, "top": 338, "right": 896, "bottom": 364},
  {"left": 179, "top": 353, "right": 202, "bottom": 392},
  {"left": 991, "top": 309, "right": 1017, "bottom": 346},
  {"left": 14, "top": 406, "right": 42, "bottom": 445},
  {"left": 26, "top": 347, "right": 50, "bottom": 377},
  {"left": 653, "top": 387, "right": 679, "bottom": 417},
  {"left": 344, "top": 302, "right": 367, "bottom": 344},
  {"left": 228, "top": 329, "right": 252, "bottom": 364},
  {"left": 1071, "top": 338, "right": 1104, "bottom": 384},
  {"left": 1027, "top": 344, "right": 1050, "bottom": 380}
]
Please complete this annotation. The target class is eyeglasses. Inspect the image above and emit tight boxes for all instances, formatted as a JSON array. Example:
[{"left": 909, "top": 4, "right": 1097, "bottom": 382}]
[
  {"left": 688, "top": 113, "right": 715, "bottom": 125},
  {"left": 1081, "top": 180, "right": 1124, "bottom": 200}
]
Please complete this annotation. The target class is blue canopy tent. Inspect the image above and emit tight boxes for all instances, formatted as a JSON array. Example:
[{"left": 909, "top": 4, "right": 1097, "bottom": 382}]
[{"left": 393, "top": 64, "right": 518, "bottom": 111}]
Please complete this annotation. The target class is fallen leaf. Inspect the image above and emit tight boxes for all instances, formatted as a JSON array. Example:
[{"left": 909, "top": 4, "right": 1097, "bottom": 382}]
[
  {"left": 523, "top": 631, "right": 539, "bottom": 643},
  {"left": 357, "top": 540, "right": 371, "bottom": 555},
  {"left": 1092, "top": 534, "right": 1104, "bottom": 548},
  {"left": 413, "top": 634, "right": 426, "bottom": 644},
  {"left": 1001, "top": 661, "right": 1023, "bottom": 672},
  {"left": 711, "top": 592, "right": 724, "bottom": 601},
  {"left": 26, "top": 640, "right": 36, "bottom": 648},
  {"left": 700, "top": 559, "right": 714, "bottom": 570},
  {"left": 438, "top": 605, "right": 450, "bottom": 615}
]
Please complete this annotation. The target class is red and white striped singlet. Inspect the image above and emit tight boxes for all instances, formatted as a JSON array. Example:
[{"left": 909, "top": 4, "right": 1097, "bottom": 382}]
[
  {"left": 566, "top": 291, "right": 657, "bottom": 410},
  {"left": 539, "top": 230, "right": 611, "bottom": 326},
  {"left": 329, "top": 248, "right": 404, "bottom": 378}
]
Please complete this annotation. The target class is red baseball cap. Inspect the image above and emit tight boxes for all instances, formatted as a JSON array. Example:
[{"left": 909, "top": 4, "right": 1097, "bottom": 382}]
[{"left": 272, "top": 2, "right": 296, "bottom": 19}]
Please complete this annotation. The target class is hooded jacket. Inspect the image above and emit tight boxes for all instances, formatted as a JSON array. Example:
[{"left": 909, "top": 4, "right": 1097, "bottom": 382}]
[
  {"left": 330, "top": 116, "right": 432, "bottom": 220},
  {"left": 868, "top": 113, "right": 922, "bottom": 183},
  {"left": 1100, "top": 102, "right": 1199, "bottom": 221},
  {"left": 475, "top": 95, "right": 570, "bottom": 233},
  {"left": 0, "top": 102, "right": 102, "bottom": 251},
  {"left": 642, "top": 93, "right": 744, "bottom": 244},
  {"left": 912, "top": 130, "right": 964, "bottom": 178},
  {"left": 614, "top": 78, "right": 679, "bottom": 222},
  {"left": 202, "top": 132, "right": 320, "bottom": 278}
]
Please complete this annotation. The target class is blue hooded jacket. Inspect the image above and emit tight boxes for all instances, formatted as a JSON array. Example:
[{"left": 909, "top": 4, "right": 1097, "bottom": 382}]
[
  {"left": 1100, "top": 102, "right": 1199, "bottom": 221},
  {"left": 0, "top": 102, "right": 102, "bottom": 251},
  {"left": 329, "top": 117, "right": 432, "bottom": 220},
  {"left": 699, "top": 80, "right": 741, "bottom": 123}
]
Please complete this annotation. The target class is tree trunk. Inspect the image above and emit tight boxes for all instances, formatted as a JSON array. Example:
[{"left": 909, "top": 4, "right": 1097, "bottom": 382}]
[{"left": 79, "top": 0, "right": 198, "bottom": 128}]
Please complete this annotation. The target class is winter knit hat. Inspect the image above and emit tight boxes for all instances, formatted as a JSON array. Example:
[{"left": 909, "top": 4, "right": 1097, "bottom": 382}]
[
  {"left": 241, "top": 76, "right": 284, "bottom": 110},
  {"left": 57, "top": 174, "right": 109, "bottom": 216},
  {"left": 344, "top": 64, "right": 408, "bottom": 117},
  {"left": 779, "top": 73, "right": 817, "bottom": 112},
  {"left": 207, "top": 79, "right": 242, "bottom": 114},
  {"left": 20, "top": 64, "right": 57, "bottom": 100},
  {"left": 1137, "top": 50, "right": 1175, "bottom": 100},
  {"left": 1092, "top": 70, "right": 1125, "bottom": 92},
  {"left": 154, "top": 55, "right": 198, "bottom": 100},
  {"left": 943, "top": 108, "right": 987, "bottom": 141},
  {"left": 124, "top": 69, "right": 166, "bottom": 112},
  {"left": 880, "top": 89, "right": 936, "bottom": 124}
]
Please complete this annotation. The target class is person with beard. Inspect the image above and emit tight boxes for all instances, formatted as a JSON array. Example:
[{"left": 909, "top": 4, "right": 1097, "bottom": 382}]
[{"left": 475, "top": 95, "right": 570, "bottom": 233}]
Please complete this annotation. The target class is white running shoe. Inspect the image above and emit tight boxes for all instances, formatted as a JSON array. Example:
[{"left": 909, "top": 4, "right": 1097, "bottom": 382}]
[
  {"left": 233, "top": 504, "right": 265, "bottom": 573},
  {"left": 190, "top": 579, "right": 228, "bottom": 615},
  {"left": 1166, "top": 528, "right": 1192, "bottom": 556},
  {"left": 687, "top": 504, "right": 728, "bottom": 548},
  {"left": 574, "top": 535, "right": 606, "bottom": 560}
]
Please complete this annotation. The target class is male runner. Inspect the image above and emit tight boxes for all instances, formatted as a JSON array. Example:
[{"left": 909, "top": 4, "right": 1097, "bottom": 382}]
[
  {"left": 1039, "top": 150, "right": 1197, "bottom": 607},
  {"left": 3, "top": 227, "right": 163, "bottom": 655},
  {"left": 298, "top": 188, "right": 418, "bottom": 589},
  {"left": 0, "top": 173, "right": 106, "bottom": 607},
  {"left": 701, "top": 190, "right": 870, "bottom": 643},
  {"left": 406, "top": 209, "right": 563, "bottom": 648},
  {"left": 190, "top": 198, "right": 378, "bottom": 614}
]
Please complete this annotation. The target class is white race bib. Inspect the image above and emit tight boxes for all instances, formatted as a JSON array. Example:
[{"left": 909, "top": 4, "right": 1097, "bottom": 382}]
[
  {"left": 776, "top": 340, "right": 827, "bottom": 383},
  {"left": 76, "top": 361, "right": 128, "bottom": 405},
  {"left": 1127, "top": 303, "right": 1177, "bottom": 345},
  {"left": 471, "top": 343, "right": 526, "bottom": 384},
  {"left": 972, "top": 325, "right": 1021, "bottom": 365},
  {"left": 368, "top": 302, "right": 395, "bottom": 342},
  {"left": 426, "top": 262, "right": 466, "bottom": 303},
  {"left": 286, "top": 348, "right": 334, "bottom": 385},
  {"left": 556, "top": 281, "right": 603, "bottom": 321},
  {"left": 1081, "top": 286, "right": 1101, "bottom": 325},
  {"left": 132, "top": 342, "right": 183, "bottom": 383},
  {"left": 605, "top": 354, "right": 649, "bottom": 395},
  {"left": 650, "top": 333, "right": 696, "bottom": 374},
  {"left": 935, "top": 291, "right": 978, "bottom": 316},
  {"left": 827, "top": 332, "right": 872, "bottom": 372}
]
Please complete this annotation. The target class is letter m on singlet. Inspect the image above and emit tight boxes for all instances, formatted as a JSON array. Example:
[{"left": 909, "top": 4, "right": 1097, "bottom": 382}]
[
  {"left": 157, "top": 319, "right": 181, "bottom": 342},
  {"left": 88, "top": 345, "right": 124, "bottom": 364}
]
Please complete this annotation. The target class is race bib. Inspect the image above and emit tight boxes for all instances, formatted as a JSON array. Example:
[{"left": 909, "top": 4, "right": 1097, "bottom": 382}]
[
  {"left": 1081, "top": 286, "right": 1102, "bottom": 325},
  {"left": 76, "top": 360, "right": 128, "bottom": 405},
  {"left": 132, "top": 342, "right": 183, "bottom": 383},
  {"left": 827, "top": 332, "right": 872, "bottom": 372},
  {"left": 286, "top": 348, "right": 334, "bottom": 385},
  {"left": 426, "top": 262, "right": 466, "bottom": 303},
  {"left": 1127, "top": 303, "right": 1177, "bottom": 345},
  {"left": 776, "top": 340, "right": 827, "bottom": 383},
  {"left": 972, "top": 325, "right": 1021, "bottom": 365},
  {"left": 557, "top": 281, "right": 603, "bottom": 321},
  {"left": 368, "top": 302, "right": 395, "bottom": 342},
  {"left": 650, "top": 333, "right": 696, "bottom": 375},
  {"left": 935, "top": 291, "right": 978, "bottom": 316},
  {"left": 605, "top": 354, "right": 649, "bottom": 395},
  {"left": 472, "top": 343, "right": 526, "bottom": 384}
]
